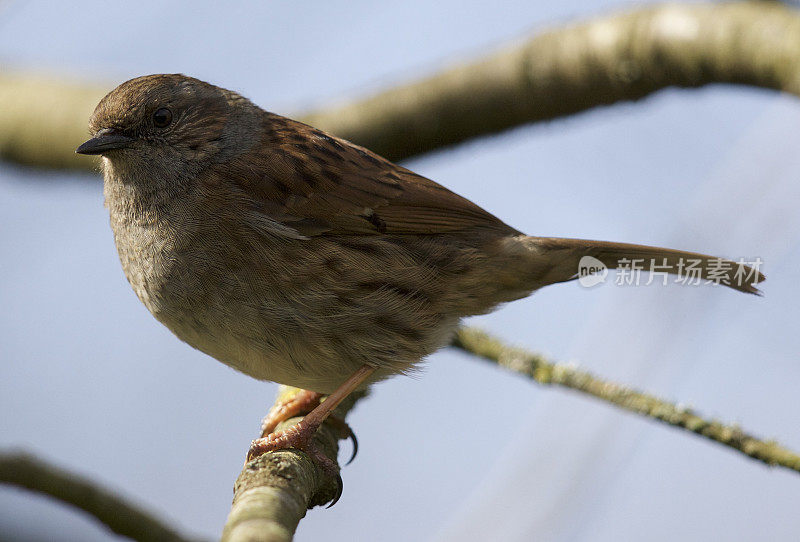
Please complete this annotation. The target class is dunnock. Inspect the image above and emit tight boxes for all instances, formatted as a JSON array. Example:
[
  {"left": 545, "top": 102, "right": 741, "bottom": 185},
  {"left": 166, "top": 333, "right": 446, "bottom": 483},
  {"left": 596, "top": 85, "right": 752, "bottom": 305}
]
[{"left": 77, "top": 74, "right": 763, "bottom": 498}]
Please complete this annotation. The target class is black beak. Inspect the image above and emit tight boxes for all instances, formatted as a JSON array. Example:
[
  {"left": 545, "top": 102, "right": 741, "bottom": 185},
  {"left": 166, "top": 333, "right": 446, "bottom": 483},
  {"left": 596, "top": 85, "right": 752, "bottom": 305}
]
[{"left": 75, "top": 128, "right": 134, "bottom": 155}]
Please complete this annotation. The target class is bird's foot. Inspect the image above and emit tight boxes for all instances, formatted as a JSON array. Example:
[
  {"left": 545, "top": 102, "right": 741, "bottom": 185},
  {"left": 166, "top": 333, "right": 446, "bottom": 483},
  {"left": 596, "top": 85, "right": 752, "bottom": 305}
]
[
  {"left": 247, "top": 366, "right": 377, "bottom": 507},
  {"left": 260, "top": 388, "right": 358, "bottom": 463},
  {"left": 260, "top": 388, "right": 323, "bottom": 436},
  {"left": 248, "top": 418, "right": 344, "bottom": 507}
]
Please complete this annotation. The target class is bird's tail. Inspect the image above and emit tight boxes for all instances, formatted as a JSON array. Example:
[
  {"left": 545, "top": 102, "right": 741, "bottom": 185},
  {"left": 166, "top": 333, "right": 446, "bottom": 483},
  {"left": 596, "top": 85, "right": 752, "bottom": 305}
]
[{"left": 522, "top": 237, "right": 765, "bottom": 295}]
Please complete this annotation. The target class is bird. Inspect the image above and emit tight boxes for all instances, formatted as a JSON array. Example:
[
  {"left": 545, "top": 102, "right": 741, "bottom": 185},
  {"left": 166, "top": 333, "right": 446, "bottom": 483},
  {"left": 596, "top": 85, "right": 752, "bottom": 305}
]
[{"left": 76, "top": 74, "right": 763, "bottom": 502}]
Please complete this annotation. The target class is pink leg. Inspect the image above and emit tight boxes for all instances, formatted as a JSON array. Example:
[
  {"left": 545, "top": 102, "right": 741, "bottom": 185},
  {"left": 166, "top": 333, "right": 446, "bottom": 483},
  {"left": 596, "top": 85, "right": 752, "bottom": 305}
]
[
  {"left": 248, "top": 365, "right": 376, "bottom": 506},
  {"left": 260, "top": 388, "right": 360, "bottom": 464},
  {"left": 260, "top": 389, "right": 323, "bottom": 437}
]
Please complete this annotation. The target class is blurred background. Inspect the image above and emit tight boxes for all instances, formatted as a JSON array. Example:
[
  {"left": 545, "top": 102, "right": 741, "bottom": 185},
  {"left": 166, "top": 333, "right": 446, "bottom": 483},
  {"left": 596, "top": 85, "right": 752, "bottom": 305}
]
[{"left": 1, "top": 1, "right": 799, "bottom": 540}]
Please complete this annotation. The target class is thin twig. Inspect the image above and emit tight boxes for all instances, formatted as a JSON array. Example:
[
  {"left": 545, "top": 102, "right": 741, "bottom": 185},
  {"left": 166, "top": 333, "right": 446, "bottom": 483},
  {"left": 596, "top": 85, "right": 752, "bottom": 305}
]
[
  {"left": 0, "top": 450, "right": 200, "bottom": 542},
  {"left": 451, "top": 327, "right": 800, "bottom": 474}
]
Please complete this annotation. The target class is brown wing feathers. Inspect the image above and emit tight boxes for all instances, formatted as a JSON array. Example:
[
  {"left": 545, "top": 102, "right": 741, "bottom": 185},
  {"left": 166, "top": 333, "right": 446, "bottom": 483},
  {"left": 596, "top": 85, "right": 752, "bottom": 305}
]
[
  {"left": 220, "top": 112, "right": 764, "bottom": 295},
  {"left": 220, "top": 112, "right": 518, "bottom": 237}
]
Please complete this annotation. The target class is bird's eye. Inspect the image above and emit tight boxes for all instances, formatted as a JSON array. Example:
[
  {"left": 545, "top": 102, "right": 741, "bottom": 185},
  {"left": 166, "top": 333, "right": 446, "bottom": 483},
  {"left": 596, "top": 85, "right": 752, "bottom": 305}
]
[{"left": 153, "top": 108, "right": 173, "bottom": 128}]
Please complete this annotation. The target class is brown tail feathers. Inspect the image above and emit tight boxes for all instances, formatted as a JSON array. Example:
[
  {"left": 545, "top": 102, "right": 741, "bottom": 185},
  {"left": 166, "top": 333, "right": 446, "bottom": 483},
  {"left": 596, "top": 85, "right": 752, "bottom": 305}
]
[{"left": 528, "top": 237, "right": 764, "bottom": 295}]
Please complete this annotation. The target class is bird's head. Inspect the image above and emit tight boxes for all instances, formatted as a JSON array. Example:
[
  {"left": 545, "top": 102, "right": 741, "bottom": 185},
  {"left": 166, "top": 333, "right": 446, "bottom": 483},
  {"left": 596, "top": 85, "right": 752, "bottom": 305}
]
[{"left": 77, "top": 74, "right": 259, "bottom": 181}]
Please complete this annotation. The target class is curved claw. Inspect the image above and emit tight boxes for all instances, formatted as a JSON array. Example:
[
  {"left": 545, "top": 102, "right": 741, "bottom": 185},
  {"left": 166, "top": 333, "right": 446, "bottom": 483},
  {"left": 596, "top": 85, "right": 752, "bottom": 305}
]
[
  {"left": 326, "top": 471, "right": 344, "bottom": 508},
  {"left": 324, "top": 416, "right": 359, "bottom": 466},
  {"left": 345, "top": 427, "right": 358, "bottom": 466}
]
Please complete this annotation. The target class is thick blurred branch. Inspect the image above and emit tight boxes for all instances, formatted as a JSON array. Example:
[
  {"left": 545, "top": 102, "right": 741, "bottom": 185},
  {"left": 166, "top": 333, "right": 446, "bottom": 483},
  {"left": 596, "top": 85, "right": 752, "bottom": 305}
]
[
  {"left": 221, "top": 389, "right": 364, "bottom": 542},
  {"left": 0, "top": 72, "right": 106, "bottom": 170},
  {"left": 0, "top": 450, "right": 199, "bottom": 542},
  {"left": 452, "top": 327, "right": 800, "bottom": 474},
  {"left": 3, "top": 2, "right": 800, "bottom": 171},
  {"left": 305, "top": 1, "right": 800, "bottom": 161}
]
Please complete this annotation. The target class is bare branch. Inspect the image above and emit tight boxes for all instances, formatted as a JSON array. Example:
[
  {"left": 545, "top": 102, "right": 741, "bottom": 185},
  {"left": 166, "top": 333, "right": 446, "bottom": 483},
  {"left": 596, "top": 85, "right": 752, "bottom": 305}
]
[
  {"left": 4, "top": 2, "right": 800, "bottom": 170},
  {"left": 0, "top": 450, "right": 200, "bottom": 542},
  {"left": 451, "top": 327, "right": 800, "bottom": 474},
  {"left": 221, "top": 388, "right": 365, "bottom": 542},
  {"left": 301, "top": 1, "right": 800, "bottom": 160},
  {"left": 0, "top": 72, "right": 106, "bottom": 171}
]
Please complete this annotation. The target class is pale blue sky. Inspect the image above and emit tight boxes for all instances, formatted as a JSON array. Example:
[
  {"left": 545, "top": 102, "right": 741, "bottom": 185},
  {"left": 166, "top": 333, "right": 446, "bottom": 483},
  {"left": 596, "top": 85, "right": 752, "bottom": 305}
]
[{"left": 1, "top": 2, "right": 799, "bottom": 541}]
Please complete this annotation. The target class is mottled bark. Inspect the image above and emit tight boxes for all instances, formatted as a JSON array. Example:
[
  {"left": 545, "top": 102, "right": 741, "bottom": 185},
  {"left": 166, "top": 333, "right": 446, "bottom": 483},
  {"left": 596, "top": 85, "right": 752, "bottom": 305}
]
[{"left": 221, "top": 390, "right": 364, "bottom": 542}]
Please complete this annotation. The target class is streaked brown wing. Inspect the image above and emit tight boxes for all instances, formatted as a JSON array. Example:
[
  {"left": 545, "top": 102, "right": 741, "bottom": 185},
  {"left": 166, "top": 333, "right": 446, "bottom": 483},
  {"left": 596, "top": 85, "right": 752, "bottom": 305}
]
[{"left": 216, "top": 112, "right": 519, "bottom": 237}]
